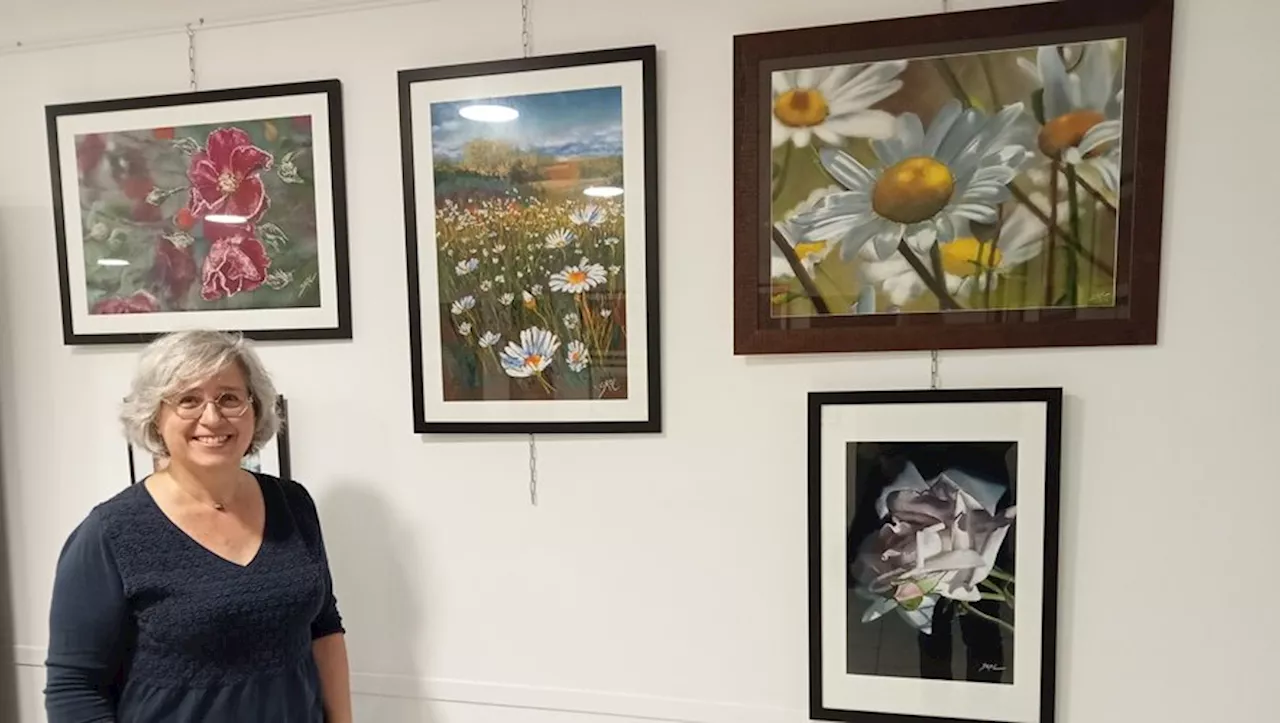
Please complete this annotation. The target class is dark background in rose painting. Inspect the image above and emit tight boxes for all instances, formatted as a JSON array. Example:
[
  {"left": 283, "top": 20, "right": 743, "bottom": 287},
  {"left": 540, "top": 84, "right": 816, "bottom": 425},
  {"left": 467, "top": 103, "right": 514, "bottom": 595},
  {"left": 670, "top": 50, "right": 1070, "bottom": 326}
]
[
  {"left": 74, "top": 115, "right": 322, "bottom": 315},
  {"left": 845, "top": 441, "right": 1018, "bottom": 685}
]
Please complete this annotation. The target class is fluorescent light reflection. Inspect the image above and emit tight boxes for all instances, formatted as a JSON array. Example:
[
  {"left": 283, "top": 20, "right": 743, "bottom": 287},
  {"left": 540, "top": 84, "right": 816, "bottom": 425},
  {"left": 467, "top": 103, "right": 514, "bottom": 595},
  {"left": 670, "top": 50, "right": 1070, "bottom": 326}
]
[
  {"left": 584, "top": 186, "right": 624, "bottom": 198},
  {"left": 97, "top": 258, "right": 129, "bottom": 267},
  {"left": 459, "top": 104, "right": 519, "bottom": 123},
  {"left": 205, "top": 214, "right": 249, "bottom": 224}
]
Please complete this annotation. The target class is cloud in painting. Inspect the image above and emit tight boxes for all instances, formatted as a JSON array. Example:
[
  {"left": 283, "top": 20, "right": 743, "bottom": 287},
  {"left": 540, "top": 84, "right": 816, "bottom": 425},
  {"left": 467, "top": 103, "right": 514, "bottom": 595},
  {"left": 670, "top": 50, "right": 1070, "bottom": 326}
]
[{"left": 430, "top": 86, "right": 623, "bottom": 161}]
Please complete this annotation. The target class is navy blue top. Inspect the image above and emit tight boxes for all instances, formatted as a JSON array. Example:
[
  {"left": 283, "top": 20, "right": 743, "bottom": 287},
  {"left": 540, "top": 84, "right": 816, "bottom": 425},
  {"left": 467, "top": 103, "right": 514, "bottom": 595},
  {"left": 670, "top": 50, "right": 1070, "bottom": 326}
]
[{"left": 44, "top": 473, "right": 344, "bottom": 723}]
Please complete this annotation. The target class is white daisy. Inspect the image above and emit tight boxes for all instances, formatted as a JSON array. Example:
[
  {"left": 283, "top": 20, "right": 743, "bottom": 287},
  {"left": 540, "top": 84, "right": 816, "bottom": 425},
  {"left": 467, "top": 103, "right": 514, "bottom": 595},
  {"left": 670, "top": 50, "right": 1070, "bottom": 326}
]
[
  {"left": 570, "top": 204, "right": 606, "bottom": 226},
  {"left": 792, "top": 99, "right": 1033, "bottom": 261},
  {"left": 861, "top": 204, "right": 1055, "bottom": 307},
  {"left": 566, "top": 340, "right": 590, "bottom": 373},
  {"left": 545, "top": 229, "right": 574, "bottom": 249},
  {"left": 499, "top": 292, "right": 515, "bottom": 306},
  {"left": 549, "top": 262, "right": 607, "bottom": 294},
  {"left": 771, "top": 62, "right": 909, "bottom": 149},
  {"left": 455, "top": 258, "right": 479, "bottom": 276},
  {"left": 457, "top": 322, "right": 473, "bottom": 337},
  {"left": 772, "top": 185, "right": 843, "bottom": 277},
  {"left": 563, "top": 313, "right": 581, "bottom": 330},
  {"left": 450, "top": 295, "right": 476, "bottom": 315},
  {"left": 499, "top": 327, "right": 560, "bottom": 378},
  {"left": 479, "top": 331, "right": 501, "bottom": 349},
  {"left": 1021, "top": 43, "right": 1124, "bottom": 195}
]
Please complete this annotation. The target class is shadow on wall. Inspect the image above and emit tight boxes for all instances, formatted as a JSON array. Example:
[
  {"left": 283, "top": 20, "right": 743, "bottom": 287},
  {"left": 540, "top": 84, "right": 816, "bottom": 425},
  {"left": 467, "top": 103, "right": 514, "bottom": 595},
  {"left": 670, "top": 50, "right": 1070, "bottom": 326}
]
[
  {"left": 317, "top": 481, "right": 433, "bottom": 721},
  {"left": 0, "top": 406, "right": 17, "bottom": 719}
]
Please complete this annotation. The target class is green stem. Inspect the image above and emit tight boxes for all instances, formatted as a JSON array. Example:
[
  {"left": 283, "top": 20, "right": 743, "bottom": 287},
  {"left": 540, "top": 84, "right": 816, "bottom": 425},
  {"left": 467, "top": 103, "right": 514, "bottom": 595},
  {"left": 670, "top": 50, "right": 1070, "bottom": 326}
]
[
  {"left": 979, "top": 592, "right": 1007, "bottom": 602},
  {"left": 1065, "top": 165, "right": 1082, "bottom": 307},
  {"left": 771, "top": 142, "right": 793, "bottom": 203},
  {"left": 987, "top": 568, "right": 1015, "bottom": 583},
  {"left": 772, "top": 225, "right": 831, "bottom": 314},
  {"left": 960, "top": 601, "right": 1015, "bottom": 635},
  {"left": 934, "top": 58, "right": 971, "bottom": 109},
  {"left": 897, "top": 240, "right": 962, "bottom": 310},
  {"left": 1008, "top": 183, "right": 1114, "bottom": 278}
]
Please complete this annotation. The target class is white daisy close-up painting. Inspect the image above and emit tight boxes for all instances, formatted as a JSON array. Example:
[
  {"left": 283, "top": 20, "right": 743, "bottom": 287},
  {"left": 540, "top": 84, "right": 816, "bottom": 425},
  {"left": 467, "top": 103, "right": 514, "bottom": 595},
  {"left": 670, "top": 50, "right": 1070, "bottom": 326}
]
[{"left": 735, "top": 0, "right": 1173, "bottom": 356}]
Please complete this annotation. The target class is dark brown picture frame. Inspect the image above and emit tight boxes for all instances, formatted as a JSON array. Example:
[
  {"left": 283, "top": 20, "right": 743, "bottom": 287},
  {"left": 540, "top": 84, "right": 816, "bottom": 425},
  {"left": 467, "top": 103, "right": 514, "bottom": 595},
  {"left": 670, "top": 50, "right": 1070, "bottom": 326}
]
[{"left": 733, "top": 0, "right": 1174, "bottom": 354}]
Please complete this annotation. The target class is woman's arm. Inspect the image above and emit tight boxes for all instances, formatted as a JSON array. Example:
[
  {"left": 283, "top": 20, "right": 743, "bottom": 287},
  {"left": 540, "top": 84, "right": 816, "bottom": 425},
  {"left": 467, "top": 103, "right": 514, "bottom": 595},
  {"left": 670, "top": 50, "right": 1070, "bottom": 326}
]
[
  {"left": 45, "top": 510, "right": 130, "bottom": 723},
  {"left": 312, "top": 633, "right": 352, "bottom": 723}
]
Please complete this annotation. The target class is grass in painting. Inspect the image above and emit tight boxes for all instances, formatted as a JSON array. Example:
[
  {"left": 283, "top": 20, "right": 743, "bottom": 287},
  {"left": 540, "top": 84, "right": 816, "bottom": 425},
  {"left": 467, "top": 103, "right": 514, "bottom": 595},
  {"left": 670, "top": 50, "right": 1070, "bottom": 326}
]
[
  {"left": 75, "top": 116, "right": 323, "bottom": 316},
  {"left": 430, "top": 87, "right": 629, "bottom": 402},
  {"left": 768, "top": 40, "right": 1124, "bottom": 317}
]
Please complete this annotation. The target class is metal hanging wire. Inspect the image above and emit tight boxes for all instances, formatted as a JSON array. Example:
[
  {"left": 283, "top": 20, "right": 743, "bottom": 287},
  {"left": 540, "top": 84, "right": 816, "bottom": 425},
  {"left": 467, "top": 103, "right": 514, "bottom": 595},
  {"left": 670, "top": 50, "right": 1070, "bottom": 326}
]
[
  {"left": 522, "top": 0, "right": 538, "bottom": 507},
  {"left": 185, "top": 19, "right": 203, "bottom": 91},
  {"left": 930, "top": 350, "right": 940, "bottom": 390}
]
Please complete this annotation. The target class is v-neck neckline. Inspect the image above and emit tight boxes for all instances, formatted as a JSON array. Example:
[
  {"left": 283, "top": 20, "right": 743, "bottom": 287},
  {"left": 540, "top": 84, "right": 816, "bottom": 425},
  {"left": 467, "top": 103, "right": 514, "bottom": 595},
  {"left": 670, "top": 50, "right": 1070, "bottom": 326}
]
[{"left": 141, "top": 471, "right": 271, "bottom": 570}]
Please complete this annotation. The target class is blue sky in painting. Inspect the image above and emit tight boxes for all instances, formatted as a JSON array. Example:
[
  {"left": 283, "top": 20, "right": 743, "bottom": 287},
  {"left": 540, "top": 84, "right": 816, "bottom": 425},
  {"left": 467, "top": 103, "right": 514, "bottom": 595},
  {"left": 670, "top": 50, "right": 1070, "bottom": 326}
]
[{"left": 430, "top": 86, "right": 622, "bottom": 161}]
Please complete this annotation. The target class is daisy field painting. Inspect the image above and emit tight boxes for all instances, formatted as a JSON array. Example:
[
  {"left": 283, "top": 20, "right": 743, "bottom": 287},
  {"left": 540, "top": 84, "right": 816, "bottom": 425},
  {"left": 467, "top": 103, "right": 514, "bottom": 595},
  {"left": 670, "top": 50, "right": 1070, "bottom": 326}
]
[
  {"left": 734, "top": 0, "right": 1173, "bottom": 355},
  {"left": 400, "top": 47, "right": 660, "bottom": 434}
]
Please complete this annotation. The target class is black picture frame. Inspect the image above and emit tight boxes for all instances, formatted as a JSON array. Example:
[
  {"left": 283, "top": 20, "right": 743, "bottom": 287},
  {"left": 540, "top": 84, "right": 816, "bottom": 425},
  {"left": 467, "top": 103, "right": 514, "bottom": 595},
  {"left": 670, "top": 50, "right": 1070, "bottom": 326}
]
[
  {"left": 398, "top": 46, "right": 662, "bottom": 434},
  {"left": 47, "top": 80, "right": 352, "bottom": 345},
  {"left": 127, "top": 394, "right": 292, "bottom": 484},
  {"left": 808, "top": 387, "right": 1062, "bottom": 723}
]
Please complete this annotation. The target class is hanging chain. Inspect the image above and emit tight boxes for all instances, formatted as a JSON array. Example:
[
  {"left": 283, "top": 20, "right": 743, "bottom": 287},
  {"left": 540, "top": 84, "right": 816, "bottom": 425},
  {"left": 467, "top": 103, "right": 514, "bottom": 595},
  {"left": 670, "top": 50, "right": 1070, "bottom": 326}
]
[
  {"left": 185, "top": 19, "right": 203, "bottom": 91},
  {"left": 528, "top": 434, "right": 538, "bottom": 505},
  {"left": 930, "top": 350, "right": 940, "bottom": 390},
  {"left": 521, "top": 0, "right": 532, "bottom": 57},
  {"left": 941, "top": 0, "right": 951, "bottom": 11},
  {"left": 522, "top": 0, "right": 536, "bottom": 506}
]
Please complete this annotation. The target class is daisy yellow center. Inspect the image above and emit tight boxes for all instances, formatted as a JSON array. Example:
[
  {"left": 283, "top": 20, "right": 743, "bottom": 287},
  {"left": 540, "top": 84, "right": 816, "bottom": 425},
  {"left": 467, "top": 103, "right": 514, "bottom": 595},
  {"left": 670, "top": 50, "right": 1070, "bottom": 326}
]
[
  {"left": 794, "top": 240, "right": 828, "bottom": 261},
  {"left": 567, "top": 270, "right": 587, "bottom": 285},
  {"left": 774, "top": 89, "right": 829, "bottom": 129},
  {"left": 525, "top": 354, "right": 543, "bottom": 368},
  {"left": 1038, "top": 110, "right": 1106, "bottom": 158},
  {"left": 940, "top": 237, "right": 1002, "bottom": 277},
  {"left": 217, "top": 171, "right": 240, "bottom": 194},
  {"left": 872, "top": 157, "right": 956, "bottom": 224}
]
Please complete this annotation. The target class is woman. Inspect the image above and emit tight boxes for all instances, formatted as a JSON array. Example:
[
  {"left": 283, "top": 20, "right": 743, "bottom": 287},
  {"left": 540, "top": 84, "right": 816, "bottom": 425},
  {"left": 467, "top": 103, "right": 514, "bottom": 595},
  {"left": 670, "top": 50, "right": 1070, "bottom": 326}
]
[{"left": 44, "top": 329, "right": 353, "bottom": 723}]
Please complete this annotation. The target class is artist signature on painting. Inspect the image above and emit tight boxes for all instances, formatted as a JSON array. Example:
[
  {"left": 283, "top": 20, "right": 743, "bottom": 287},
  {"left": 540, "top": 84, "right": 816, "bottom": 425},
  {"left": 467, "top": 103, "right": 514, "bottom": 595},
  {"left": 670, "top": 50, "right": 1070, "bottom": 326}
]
[
  {"left": 595, "top": 378, "right": 620, "bottom": 398},
  {"left": 979, "top": 663, "right": 1007, "bottom": 673}
]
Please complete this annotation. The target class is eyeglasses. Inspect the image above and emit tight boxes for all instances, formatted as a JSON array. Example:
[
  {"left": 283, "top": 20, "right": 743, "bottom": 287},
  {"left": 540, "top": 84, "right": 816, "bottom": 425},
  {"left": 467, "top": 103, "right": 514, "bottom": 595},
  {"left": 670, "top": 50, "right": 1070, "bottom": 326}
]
[{"left": 165, "top": 391, "right": 254, "bottom": 420}]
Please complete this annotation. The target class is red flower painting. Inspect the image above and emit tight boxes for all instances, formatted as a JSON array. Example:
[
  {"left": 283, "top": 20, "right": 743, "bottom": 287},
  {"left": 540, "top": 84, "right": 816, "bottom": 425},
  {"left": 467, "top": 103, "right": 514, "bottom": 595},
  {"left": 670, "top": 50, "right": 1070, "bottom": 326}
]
[
  {"left": 92, "top": 290, "right": 160, "bottom": 314},
  {"left": 68, "top": 113, "right": 322, "bottom": 320},
  {"left": 187, "top": 127, "right": 274, "bottom": 222},
  {"left": 200, "top": 224, "right": 272, "bottom": 301}
]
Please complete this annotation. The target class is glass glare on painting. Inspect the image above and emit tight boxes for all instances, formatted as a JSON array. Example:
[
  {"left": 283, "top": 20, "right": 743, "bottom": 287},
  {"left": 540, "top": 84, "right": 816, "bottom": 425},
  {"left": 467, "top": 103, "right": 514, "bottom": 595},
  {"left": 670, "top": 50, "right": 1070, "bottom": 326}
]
[
  {"left": 74, "top": 117, "right": 324, "bottom": 316},
  {"left": 847, "top": 441, "right": 1018, "bottom": 684},
  {"left": 768, "top": 40, "right": 1125, "bottom": 317},
  {"left": 428, "top": 87, "right": 630, "bottom": 403}
]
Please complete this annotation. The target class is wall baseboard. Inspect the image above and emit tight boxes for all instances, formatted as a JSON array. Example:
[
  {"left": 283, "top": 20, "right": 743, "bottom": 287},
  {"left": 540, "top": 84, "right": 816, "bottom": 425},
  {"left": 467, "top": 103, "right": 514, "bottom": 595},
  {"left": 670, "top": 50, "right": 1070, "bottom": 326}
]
[{"left": 10, "top": 645, "right": 801, "bottom": 723}]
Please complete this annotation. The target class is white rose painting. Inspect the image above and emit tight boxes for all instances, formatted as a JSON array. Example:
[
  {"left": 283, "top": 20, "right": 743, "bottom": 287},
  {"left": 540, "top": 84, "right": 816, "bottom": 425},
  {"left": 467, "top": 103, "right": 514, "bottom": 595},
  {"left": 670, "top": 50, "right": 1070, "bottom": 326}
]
[{"left": 846, "top": 441, "right": 1018, "bottom": 684}]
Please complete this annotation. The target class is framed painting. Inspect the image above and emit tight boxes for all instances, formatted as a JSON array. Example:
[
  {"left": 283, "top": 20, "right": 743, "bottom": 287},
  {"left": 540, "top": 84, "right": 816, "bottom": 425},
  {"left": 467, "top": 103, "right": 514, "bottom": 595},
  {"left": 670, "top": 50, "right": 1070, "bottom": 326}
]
[
  {"left": 127, "top": 395, "right": 292, "bottom": 483},
  {"left": 399, "top": 46, "right": 661, "bottom": 434},
  {"left": 47, "top": 80, "right": 352, "bottom": 345},
  {"left": 733, "top": 0, "right": 1175, "bottom": 354},
  {"left": 809, "top": 388, "right": 1062, "bottom": 723}
]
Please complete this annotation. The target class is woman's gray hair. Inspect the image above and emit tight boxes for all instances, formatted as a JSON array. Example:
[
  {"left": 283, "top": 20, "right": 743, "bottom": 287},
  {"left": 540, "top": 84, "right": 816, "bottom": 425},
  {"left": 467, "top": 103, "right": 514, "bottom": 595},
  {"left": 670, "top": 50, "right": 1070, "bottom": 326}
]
[{"left": 121, "top": 329, "right": 280, "bottom": 457}]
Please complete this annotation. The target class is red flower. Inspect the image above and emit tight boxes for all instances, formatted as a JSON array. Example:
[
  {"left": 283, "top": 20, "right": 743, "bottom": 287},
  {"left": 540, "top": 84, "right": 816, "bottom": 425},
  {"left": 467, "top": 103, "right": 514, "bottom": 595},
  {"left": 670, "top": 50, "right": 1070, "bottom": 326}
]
[
  {"left": 91, "top": 290, "right": 159, "bottom": 315},
  {"left": 153, "top": 237, "right": 197, "bottom": 302},
  {"left": 76, "top": 133, "right": 106, "bottom": 176},
  {"left": 187, "top": 127, "right": 274, "bottom": 222},
  {"left": 200, "top": 224, "right": 271, "bottom": 301}
]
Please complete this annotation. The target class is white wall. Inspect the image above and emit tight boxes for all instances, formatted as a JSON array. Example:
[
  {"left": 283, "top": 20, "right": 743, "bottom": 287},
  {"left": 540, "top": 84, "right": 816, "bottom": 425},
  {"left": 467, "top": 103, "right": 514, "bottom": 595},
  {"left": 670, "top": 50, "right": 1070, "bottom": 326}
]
[{"left": 0, "top": 0, "right": 1276, "bottom": 721}]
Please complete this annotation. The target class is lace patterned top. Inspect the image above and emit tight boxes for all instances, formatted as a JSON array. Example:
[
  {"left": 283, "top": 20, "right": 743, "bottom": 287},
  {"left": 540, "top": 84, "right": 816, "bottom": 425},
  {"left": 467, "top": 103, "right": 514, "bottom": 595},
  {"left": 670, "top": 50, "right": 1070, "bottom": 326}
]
[{"left": 44, "top": 473, "right": 344, "bottom": 722}]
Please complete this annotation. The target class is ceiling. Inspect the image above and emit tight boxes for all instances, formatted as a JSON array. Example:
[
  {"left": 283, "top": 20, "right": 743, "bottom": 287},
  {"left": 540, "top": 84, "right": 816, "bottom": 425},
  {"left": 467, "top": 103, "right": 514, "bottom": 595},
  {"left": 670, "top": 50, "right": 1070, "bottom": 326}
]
[{"left": 0, "top": 0, "right": 438, "bottom": 51}]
